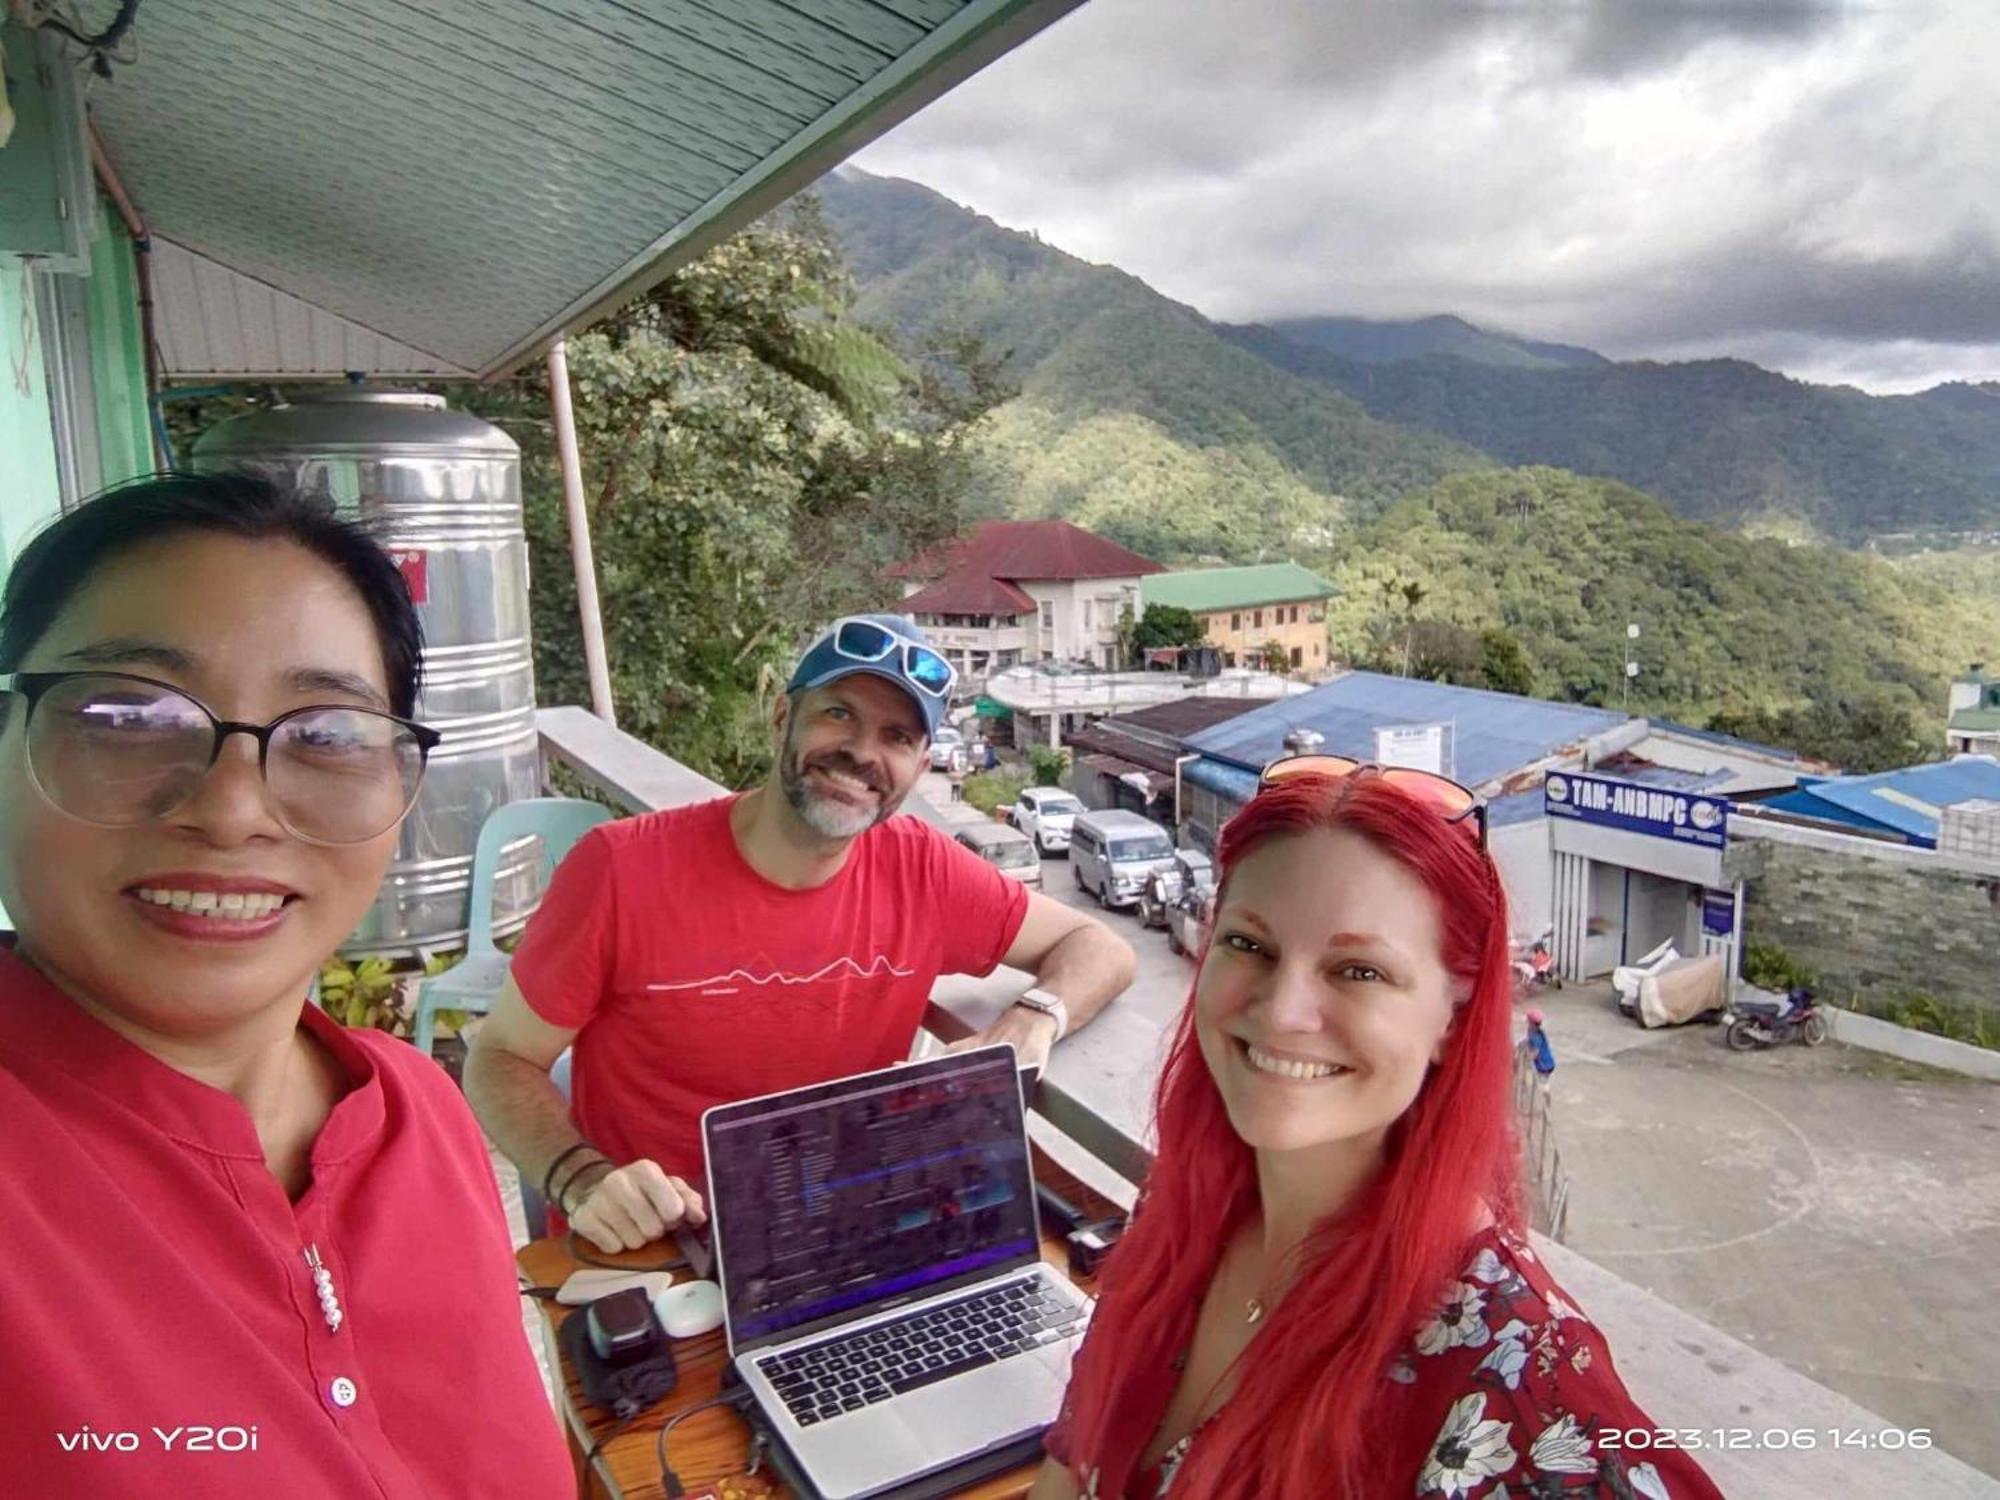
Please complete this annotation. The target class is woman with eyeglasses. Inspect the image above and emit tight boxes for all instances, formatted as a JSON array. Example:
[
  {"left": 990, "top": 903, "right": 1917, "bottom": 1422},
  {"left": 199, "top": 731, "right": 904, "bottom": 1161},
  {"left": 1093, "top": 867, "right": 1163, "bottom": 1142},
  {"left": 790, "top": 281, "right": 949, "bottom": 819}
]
[
  {"left": 1032, "top": 762, "right": 1722, "bottom": 1499},
  {"left": 0, "top": 474, "right": 572, "bottom": 1497}
]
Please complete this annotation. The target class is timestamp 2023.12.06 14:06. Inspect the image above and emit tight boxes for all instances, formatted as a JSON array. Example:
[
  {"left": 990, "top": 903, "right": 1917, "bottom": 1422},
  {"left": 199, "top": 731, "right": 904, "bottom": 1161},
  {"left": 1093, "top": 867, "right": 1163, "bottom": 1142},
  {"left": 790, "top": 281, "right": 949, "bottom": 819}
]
[{"left": 1599, "top": 1428, "right": 1935, "bottom": 1453}]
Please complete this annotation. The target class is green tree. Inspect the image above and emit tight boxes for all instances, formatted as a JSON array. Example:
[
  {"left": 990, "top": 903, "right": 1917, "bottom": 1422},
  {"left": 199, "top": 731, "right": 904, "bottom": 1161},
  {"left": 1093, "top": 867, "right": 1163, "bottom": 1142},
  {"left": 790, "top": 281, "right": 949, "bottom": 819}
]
[
  {"left": 1131, "top": 602, "right": 1204, "bottom": 653},
  {"left": 456, "top": 196, "right": 1009, "bottom": 786},
  {"left": 1399, "top": 580, "right": 1429, "bottom": 676},
  {"left": 1406, "top": 620, "right": 1484, "bottom": 684},
  {"left": 1478, "top": 627, "right": 1536, "bottom": 696},
  {"left": 1707, "top": 694, "right": 1933, "bottom": 773}
]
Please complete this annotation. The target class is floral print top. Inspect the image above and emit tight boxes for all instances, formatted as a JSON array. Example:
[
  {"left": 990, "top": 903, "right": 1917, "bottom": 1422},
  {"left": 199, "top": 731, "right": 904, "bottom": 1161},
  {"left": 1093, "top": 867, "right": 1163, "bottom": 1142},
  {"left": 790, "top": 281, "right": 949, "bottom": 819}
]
[{"left": 1073, "top": 1228, "right": 1724, "bottom": 1499}]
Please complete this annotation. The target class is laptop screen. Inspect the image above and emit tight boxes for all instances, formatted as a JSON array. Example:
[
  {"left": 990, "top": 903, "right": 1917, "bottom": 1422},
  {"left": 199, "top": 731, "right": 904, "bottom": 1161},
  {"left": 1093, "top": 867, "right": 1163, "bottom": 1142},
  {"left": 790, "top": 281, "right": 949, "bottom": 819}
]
[{"left": 705, "top": 1046, "right": 1040, "bottom": 1348}]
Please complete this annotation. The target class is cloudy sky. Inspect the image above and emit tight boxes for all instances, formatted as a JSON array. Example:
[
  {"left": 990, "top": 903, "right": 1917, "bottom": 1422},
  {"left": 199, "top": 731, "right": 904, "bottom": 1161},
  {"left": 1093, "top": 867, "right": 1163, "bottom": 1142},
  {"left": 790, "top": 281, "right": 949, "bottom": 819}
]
[{"left": 852, "top": 0, "right": 1996, "bottom": 394}]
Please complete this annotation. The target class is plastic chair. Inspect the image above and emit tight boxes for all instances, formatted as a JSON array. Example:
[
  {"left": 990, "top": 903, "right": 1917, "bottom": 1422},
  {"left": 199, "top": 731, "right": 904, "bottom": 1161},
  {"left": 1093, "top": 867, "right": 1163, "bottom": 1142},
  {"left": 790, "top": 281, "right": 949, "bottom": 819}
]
[{"left": 408, "top": 797, "right": 616, "bottom": 1056}]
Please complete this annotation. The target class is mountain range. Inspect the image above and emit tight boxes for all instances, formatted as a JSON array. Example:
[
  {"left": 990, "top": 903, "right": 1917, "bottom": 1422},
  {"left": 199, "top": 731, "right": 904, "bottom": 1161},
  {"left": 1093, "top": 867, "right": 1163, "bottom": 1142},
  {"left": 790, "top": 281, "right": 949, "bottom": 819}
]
[
  {"left": 1225, "top": 323, "right": 2000, "bottom": 542},
  {"left": 1259, "top": 313, "right": 1606, "bottom": 372},
  {"left": 820, "top": 167, "right": 2000, "bottom": 549},
  {"left": 812, "top": 167, "right": 2000, "bottom": 762}
]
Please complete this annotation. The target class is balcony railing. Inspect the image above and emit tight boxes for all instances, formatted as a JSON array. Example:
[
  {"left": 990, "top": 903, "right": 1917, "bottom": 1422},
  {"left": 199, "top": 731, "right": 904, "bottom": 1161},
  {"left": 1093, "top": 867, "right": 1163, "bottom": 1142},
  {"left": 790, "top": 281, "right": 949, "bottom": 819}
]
[
  {"left": 537, "top": 705, "right": 1151, "bottom": 1197},
  {"left": 531, "top": 705, "right": 1997, "bottom": 1498}
]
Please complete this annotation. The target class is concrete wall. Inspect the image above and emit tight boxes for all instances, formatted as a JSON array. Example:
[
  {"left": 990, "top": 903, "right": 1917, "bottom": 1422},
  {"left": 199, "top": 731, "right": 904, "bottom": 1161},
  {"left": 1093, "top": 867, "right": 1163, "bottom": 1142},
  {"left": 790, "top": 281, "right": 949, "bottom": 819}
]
[
  {"left": 1021, "top": 577, "right": 1140, "bottom": 666},
  {"left": 1490, "top": 816, "right": 1553, "bottom": 935},
  {"left": 1731, "top": 821, "right": 2000, "bottom": 1019}
]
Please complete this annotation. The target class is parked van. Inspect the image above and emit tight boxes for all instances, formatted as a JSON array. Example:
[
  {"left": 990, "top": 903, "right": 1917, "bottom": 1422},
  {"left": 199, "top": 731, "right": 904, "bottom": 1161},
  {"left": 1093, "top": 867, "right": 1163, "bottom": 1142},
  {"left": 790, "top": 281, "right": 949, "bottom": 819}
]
[
  {"left": 1068, "top": 809, "right": 1176, "bottom": 911},
  {"left": 952, "top": 823, "right": 1043, "bottom": 888}
]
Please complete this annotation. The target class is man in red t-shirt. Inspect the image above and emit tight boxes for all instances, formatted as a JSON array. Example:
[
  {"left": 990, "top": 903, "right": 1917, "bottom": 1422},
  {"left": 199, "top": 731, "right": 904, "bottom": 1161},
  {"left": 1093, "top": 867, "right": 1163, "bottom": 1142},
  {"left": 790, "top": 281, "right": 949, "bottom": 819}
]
[{"left": 467, "top": 615, "right": 1136, "bottom": 1251}]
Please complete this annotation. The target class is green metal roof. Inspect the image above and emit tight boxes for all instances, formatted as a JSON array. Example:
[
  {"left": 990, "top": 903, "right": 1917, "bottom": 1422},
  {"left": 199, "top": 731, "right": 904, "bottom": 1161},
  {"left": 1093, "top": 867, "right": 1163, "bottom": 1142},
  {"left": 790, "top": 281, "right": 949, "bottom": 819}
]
[
  {"left": 1141, "top": 562, "right": 1338, "bottom": 615},
  {"left": 86, "top": 0, "right": 1082, "bottom": 379},
  {"left": 1948, "top": 707, "right": 2000, "bottom": 732}
]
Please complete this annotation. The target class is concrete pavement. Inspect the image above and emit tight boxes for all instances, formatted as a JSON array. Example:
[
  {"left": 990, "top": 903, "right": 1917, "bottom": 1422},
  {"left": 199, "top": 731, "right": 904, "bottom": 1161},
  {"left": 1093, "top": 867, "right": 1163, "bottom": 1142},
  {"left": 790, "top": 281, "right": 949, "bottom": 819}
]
[{"left": 1537, "top": 981, "right": 2000, "bottom": 1478}]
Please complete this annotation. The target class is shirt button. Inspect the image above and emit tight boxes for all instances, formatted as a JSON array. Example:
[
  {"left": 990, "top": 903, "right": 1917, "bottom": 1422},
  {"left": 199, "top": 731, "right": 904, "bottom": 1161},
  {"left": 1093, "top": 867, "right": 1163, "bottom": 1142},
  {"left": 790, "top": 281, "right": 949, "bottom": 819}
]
[{"left": 329, "top": 1376, "right": 358, "bottom": 1408}]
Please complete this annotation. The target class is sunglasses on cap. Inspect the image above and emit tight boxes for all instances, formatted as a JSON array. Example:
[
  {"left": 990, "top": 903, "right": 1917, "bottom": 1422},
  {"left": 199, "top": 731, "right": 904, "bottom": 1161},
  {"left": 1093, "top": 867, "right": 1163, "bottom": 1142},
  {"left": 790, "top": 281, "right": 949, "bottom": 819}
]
[
  {"left": 1259, "top": 754, "right": 1488, "bottom": 849},
  {"left": 815, "top": 617, "right": 957, "bottom": 699}
]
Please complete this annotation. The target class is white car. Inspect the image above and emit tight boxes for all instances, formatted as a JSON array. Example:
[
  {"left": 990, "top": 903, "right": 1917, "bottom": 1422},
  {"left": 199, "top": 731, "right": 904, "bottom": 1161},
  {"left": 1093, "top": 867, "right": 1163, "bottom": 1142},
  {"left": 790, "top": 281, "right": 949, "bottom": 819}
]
[
  {"left": 1009, "top": 787, "right": 1084, "bottom": 855},
  {"left": 927, "top": 725, "right": 964, "bottom": 771}
]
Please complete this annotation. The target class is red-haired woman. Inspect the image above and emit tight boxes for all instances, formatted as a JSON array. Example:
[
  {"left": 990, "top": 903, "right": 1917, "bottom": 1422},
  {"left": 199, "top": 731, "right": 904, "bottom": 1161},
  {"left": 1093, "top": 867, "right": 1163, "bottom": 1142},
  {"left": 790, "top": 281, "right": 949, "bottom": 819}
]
[{"left": 1032, "top": 764, "right": 1723, "bottom": 1499}]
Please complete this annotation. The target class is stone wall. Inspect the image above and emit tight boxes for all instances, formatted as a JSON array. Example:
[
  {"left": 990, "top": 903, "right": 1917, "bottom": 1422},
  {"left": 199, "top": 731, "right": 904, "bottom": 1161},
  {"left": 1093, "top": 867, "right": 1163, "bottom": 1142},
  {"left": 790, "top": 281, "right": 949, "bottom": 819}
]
[{"left": 1728, "top": 823, "right": 2000, "bottom": 1019}]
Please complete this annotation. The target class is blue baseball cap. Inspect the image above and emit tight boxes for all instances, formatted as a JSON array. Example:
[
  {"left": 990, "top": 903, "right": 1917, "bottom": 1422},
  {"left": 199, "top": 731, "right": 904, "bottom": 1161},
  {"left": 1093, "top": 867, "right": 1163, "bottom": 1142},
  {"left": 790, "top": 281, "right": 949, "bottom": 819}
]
[{"left": 786, "top": 614, "right": 956, "bottom": 738}]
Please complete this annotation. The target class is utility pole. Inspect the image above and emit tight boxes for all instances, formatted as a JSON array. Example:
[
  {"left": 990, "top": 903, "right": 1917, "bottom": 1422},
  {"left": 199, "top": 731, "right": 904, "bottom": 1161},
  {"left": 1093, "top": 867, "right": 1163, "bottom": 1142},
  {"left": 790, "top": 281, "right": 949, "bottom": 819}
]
[{"left": 1622, "top": 622, "right": 1640, "bottom": 713}]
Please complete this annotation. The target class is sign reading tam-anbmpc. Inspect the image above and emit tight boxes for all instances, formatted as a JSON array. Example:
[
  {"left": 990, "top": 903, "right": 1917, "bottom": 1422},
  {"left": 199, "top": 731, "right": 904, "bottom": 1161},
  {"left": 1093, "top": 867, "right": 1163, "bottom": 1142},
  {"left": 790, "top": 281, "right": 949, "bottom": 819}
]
[{"left": 1543, "top": 771, "right": 1730, "bottom": 850}]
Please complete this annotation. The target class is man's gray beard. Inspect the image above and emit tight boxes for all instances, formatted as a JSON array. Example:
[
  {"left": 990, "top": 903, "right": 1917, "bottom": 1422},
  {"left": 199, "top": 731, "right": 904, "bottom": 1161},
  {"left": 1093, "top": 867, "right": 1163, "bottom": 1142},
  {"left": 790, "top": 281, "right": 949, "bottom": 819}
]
[{"left": 778, "top": 723, "right": 904, "bottom": 841}]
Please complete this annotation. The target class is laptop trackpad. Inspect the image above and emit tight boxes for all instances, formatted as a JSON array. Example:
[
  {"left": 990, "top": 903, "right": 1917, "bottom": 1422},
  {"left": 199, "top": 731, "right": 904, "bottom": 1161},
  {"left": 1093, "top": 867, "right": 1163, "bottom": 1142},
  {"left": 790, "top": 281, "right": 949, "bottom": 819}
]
[{"left": 798, "top": 1348, "right": 1068, "bottom": 1500}]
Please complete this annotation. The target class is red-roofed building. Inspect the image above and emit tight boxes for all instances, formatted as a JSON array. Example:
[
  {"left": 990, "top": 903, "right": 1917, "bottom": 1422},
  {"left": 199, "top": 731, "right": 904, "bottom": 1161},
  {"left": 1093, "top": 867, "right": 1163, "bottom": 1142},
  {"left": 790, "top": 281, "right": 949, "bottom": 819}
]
[{"left": 896, "top": 521, "right": 1165, "bottom": 682}]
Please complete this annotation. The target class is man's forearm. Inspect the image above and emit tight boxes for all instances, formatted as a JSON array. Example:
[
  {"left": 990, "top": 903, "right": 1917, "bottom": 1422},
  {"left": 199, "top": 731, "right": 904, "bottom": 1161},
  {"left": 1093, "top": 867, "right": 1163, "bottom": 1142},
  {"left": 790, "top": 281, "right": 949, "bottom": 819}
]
[
  {"left": 1028, "top": 922, "right": 1136, "bottom": 1036},
  {"left": 462, "top": 1043, "right": 601, "bottom": 1201}
]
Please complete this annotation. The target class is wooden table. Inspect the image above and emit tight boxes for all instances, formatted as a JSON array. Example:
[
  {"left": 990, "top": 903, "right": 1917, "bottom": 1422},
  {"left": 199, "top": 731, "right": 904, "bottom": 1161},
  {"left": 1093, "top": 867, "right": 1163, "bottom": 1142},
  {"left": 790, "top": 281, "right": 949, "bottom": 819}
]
[{"left": 519, "top": 1149, "right": 1116, "bottom": 1500}]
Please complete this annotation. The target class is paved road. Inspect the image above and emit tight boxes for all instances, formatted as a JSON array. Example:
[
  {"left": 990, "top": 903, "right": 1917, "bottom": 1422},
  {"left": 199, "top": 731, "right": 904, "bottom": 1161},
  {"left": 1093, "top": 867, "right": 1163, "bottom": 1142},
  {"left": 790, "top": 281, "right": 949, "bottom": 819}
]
[{"left": 902, "top": 772, "right": 1197, "bottom": 1024}]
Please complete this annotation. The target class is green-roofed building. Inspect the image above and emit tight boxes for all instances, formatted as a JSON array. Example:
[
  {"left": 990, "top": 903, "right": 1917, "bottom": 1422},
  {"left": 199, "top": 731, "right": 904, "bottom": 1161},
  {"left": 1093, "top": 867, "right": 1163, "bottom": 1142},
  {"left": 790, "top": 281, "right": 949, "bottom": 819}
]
[{"left": 1141, "top": 562, "right": 1338, "bottom": 673}]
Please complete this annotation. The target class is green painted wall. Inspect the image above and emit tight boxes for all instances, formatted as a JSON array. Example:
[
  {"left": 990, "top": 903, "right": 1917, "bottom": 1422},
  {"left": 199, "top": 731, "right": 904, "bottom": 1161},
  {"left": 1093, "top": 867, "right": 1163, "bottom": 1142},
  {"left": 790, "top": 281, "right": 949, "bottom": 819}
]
[
  {"left": 86, "top": 218, "right": 153, "bottom": 488},
  {"left": 0, "top": 253, "right": 56, "bottom": 931},
  {"left": 0, "top": 252, "right": 62, "bottom": 563}
]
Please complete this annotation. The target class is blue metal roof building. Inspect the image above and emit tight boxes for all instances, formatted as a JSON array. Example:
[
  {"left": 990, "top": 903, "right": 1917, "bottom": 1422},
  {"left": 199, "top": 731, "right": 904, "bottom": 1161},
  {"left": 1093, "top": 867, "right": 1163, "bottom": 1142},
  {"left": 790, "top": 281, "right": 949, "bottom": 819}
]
[
  {"left": 1182, "top": 673, "right": 1630, "bottom": 826},
  {"left": 1169, "top": 673, "right": 1804, "bottom": 976},
  {"left": 1761, "top": 758, "right": 2000, "bottom": 847}
]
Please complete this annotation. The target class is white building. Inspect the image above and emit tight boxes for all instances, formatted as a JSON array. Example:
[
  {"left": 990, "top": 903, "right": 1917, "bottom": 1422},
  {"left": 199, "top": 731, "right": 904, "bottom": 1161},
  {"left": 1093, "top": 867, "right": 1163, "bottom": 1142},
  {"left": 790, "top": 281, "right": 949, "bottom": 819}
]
[{"left": 897, "top": 520, "right": 1165, "bottom": 685}]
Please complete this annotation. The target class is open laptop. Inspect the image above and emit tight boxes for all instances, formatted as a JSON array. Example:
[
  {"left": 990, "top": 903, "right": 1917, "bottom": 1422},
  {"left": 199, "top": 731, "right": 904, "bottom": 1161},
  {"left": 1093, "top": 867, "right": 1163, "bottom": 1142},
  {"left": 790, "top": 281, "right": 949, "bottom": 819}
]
[{"left": 704, "top": 1045, "right": 1091, "bottom": 1500}]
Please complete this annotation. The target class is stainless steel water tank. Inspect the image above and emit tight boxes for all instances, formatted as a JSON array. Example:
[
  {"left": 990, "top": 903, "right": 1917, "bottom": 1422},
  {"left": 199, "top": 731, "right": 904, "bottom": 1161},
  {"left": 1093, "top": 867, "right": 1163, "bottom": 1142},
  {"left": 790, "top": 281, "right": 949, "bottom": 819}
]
[{"left": 193, "top": 389, "right": 542, "bottom": 956}]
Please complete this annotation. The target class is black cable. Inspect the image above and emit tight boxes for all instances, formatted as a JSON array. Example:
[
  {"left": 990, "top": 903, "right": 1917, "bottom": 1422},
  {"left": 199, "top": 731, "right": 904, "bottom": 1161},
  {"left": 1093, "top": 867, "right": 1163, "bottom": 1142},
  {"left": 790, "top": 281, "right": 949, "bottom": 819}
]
[
  {"left": 580, "top": 1412, "right": 642, "bottom": 1474},
  {"left": 36, "top": 0, "right": 142, "bottom": 76},
  {"left": 653, "top": 1388, "right": 756, "bottom": 1500}
]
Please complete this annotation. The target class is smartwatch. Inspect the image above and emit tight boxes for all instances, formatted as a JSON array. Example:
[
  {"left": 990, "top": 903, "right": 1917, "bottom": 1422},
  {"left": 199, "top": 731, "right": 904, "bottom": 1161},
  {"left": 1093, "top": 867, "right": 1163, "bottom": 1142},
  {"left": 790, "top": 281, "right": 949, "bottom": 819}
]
[{"left": 1012, "top": 987, "right": 1069, "bottom": 1041}]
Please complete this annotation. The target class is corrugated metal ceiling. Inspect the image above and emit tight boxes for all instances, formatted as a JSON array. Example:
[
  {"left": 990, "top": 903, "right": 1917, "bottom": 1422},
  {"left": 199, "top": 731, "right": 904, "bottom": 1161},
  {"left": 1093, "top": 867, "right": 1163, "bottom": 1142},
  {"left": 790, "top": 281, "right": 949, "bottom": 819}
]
[
  {"left": 86, "top": 0, "right": 1080, "bottom": 378},
  {"left": 149, "top": 238, "right": 464, "bottom": 377}
]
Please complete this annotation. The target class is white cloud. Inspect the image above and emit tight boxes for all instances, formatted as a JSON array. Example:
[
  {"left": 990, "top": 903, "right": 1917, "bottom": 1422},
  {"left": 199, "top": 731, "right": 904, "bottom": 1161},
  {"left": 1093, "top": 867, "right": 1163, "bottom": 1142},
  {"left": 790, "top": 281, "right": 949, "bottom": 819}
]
[{"left": 853, "top": 0, "right": 1996, "bottom": 392}]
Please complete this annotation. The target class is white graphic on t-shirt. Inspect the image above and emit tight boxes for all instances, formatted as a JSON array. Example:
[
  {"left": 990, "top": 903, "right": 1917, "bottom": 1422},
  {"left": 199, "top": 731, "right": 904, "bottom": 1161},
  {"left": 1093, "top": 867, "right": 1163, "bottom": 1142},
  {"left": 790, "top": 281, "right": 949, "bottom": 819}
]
[{"left": 645, "top": 955, "right": 915, "bottom": 998}]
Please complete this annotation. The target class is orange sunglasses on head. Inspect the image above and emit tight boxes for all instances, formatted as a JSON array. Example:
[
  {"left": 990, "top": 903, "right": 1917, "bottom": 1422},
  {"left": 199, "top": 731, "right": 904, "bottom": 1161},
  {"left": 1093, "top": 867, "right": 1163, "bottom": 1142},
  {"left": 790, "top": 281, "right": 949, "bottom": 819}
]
[{"left": 1258, "top": 754, "right": 1488, "bottom": 849}]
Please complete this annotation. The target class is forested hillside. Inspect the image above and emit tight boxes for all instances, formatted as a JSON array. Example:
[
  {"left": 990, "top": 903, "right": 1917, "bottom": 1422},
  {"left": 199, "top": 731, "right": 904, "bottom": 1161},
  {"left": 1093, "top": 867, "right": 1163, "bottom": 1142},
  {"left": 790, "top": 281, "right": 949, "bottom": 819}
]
[
  {"left": 1321, "top": 468, "right": 1990, "bottom": 764},
  {"left": 819, "top": 169, "right": 1479, "bottom": 561},
  {"left": 1226, "top": 324, "right": 2000, "bottom": 542},
  {"left": 1263, "top": 313, "right": 1606, "bottom": 371}
]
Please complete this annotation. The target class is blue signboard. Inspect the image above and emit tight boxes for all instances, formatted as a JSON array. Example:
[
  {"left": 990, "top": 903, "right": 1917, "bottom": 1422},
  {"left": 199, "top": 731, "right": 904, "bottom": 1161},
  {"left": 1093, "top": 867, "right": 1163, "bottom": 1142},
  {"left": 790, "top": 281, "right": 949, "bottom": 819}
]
[
  {"left": 1701, "top": 888, "right": 1736, "bottom": 937},
  {"left": 1542, "top": 771, "right": 1730, "bottom": 850}
]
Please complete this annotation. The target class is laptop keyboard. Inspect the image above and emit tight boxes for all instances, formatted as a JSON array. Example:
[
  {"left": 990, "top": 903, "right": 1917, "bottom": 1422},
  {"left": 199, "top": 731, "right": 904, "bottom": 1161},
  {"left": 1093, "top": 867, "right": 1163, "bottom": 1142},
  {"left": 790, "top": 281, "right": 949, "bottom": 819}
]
[{"left": 755, "top": 1277, "right": 1084, "bottom": 1427}]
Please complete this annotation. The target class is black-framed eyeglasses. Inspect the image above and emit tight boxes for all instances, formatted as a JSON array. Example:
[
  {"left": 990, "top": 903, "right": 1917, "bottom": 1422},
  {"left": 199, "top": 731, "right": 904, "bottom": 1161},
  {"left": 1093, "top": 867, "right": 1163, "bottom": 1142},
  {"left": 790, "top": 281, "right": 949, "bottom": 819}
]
[
  {"left": 0, "top": 671, "right": 441, "bottom": 847},
  {"left": 1259, "top": 753, "right": 1488, "bottom": 850}
]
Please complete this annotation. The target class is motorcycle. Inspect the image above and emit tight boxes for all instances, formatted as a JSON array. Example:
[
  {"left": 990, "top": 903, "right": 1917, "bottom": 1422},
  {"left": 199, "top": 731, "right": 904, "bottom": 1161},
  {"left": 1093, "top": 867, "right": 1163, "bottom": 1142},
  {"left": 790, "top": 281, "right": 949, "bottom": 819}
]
[
  {"left": 1138, "top": 849, "right": 1216, "bottom": 935},
  {"left": 1725, "top": 986, "right": 1827, "bottom": 1051},
  {"left": 1510, "top": 927, "right": 1560, "bottom": 992}
]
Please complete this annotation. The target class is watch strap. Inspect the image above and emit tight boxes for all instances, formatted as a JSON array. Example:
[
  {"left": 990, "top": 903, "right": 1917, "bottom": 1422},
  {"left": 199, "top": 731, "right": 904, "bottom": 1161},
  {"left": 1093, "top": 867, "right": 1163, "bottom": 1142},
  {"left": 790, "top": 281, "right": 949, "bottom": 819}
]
[{"left": 1014, "top": 987, "right": 1070, "bottom": 1041}]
